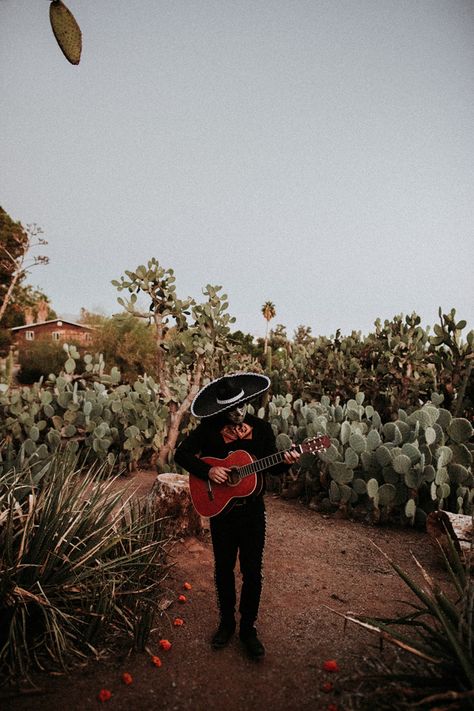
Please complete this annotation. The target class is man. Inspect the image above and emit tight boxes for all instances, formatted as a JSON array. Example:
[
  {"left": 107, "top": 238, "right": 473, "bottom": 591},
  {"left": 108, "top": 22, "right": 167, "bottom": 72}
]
[{"left": 174, "top": 372, "right": 299, "bottom": 659}]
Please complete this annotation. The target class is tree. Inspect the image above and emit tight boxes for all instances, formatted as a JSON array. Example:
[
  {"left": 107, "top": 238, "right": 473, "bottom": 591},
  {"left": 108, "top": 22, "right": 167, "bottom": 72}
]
[
  {"left": 229, "top": 330, "right": 259, "bottom": 358},
  {"left": 0, "top": 208, "right": 28, "bottom": 307},
  {"left": 0, "top": 284, "right": 56, "bottom": 357},
  {"left": 78, "top": 307, "right": 107, "bottom": 327},
  {"left": 112, "top": 259, "right": 236, "bottom": 470},
  {"left": 293, "top": 325, "right": 313, "bottom": 346},
  {"left": 17, "top": 340, "right": 67, "bottom": 384},
  {"left": 91, "top": 314, "right": 157, "bottom": 382},
  {"left": 0, "top": 210, "right": 49, "bottom": 324},
  {"left": 270, "top": 323, "right": 288, "bottom": 350},
  {"left": 261, "top": 301, "right": 276, "bottom": 355},
  {"left": 11, "top": 286, "right": 56, "bottom": 325}
]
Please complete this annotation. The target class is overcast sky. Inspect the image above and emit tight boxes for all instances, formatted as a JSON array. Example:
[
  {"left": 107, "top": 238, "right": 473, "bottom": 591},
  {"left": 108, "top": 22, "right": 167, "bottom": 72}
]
[{"left": 1, "top": 0, "right": 473, "bottom": 339}]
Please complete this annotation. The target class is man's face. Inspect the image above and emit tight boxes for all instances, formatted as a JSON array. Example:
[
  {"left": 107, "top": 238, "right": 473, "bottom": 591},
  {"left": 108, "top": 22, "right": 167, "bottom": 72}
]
[{"left": 227, "top": 404, "right": 247, "bottom": 425}]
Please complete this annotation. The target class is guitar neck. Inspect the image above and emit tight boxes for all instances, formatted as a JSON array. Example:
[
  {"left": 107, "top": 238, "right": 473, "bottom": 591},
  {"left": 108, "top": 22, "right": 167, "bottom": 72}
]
[{"left": 238, "top": 445, "right": 301, "bottom": 479}]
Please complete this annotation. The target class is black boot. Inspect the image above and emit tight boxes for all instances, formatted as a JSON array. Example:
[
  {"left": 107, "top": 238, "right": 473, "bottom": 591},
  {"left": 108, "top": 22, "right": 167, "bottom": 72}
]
[
  {"left": 211, "top": 619, "right": 236, "bottom": 650},
  {"left": 239, "top": 626, "right": 265, "bottom": 659}
]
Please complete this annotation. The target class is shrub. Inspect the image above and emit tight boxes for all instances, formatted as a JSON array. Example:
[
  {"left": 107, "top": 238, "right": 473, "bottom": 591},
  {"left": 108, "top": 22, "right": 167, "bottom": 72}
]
[
  {"left": 260, "top": 392, "right": 474, "bottom": 524},
  {"left": 17, "top": 340, "right": 67, "bottom": 384},
  {"left": 341, "top": 538, "right": 474, "bottom": 709},
  {"left": 0, "top": 329, "right": 12, "bottom": 358},
  {"left": 0, "top": 451, "right": 169, "bottom": 683},
  {"left": 91, "top": 315, "right": 157, "bottom": 382}
]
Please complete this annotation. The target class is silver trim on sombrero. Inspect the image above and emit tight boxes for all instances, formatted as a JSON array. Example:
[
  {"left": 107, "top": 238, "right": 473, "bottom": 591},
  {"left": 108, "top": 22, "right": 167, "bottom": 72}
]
[{"left": 216, "top": 389, "right": 244, "bottom": 405}]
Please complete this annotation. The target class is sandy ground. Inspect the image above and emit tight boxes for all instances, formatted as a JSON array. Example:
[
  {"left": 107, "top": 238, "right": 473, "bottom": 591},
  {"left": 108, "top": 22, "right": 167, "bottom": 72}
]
[{"left": 3, "top": 483, "right": 445, "bottom": 711}]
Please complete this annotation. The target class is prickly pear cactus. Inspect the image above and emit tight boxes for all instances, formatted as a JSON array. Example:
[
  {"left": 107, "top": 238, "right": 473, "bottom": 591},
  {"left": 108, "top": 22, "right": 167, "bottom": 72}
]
[
  {"left": 267, "top": 391, "right": 473, "bottom": 526},
  {"left": 0, "top": 349, "right": 169, "bottom": 474}
]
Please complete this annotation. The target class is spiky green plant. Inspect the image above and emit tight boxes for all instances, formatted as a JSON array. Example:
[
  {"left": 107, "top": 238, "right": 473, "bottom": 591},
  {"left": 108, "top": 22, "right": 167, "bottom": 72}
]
[
  {"left": 335, "top": 536, "right": 474, "bottom": 710},
  {"left": 0, "top": 451, "right": 169, "bottom": 683}
]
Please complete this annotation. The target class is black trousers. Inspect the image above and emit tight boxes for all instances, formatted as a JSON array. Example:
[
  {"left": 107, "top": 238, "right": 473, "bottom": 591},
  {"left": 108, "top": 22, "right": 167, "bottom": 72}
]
[{"left": 210, "top": 497, "right": 266, "bottom": 631}]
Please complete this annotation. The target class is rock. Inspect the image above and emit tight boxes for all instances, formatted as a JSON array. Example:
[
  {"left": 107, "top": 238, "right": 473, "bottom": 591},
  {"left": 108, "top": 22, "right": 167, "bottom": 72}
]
[
  {"left": 152, "top": 472, "right": 202, "bottom": 538},
  {"left": 426, "top": 510, "right": 472, "bottom": 564}
]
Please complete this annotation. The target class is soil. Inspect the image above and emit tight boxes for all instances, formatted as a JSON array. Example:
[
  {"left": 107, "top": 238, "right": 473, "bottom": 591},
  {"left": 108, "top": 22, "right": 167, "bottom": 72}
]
[{"left": 3, "top": 470, "right": 447, "bottom": 711}]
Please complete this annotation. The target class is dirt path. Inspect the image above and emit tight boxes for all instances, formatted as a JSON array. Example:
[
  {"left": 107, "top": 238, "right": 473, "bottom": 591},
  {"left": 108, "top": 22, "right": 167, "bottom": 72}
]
[{"left": 4, "top": 495, "right": 444, "bottom": 711}]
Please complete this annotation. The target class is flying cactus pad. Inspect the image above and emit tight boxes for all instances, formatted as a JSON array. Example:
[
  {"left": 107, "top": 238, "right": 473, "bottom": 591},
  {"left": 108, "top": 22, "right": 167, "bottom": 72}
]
[{"left": 50, "top": 1, "right": 82, "bottom": 65}]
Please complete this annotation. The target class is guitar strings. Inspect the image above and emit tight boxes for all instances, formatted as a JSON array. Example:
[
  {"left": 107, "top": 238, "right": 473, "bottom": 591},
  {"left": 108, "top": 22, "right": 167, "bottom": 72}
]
[{"left": 236, "top": 437, "right": 327, "bottom": 479}]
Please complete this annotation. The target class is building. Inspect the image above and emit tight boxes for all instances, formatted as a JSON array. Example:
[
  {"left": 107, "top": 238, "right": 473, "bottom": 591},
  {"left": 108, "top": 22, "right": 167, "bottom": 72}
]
[{"left": 10, "top": 319, "right": 94, "bottom": 350}]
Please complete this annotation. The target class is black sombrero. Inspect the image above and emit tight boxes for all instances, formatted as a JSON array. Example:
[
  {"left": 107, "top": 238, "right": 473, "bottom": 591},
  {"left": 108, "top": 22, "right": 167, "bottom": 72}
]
[{"left": 191, "top": 372, "right": 270, "bottom": 418}]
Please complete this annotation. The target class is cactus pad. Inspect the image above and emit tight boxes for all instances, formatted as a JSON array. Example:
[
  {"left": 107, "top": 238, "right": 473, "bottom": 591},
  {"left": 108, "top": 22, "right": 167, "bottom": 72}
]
[
  {"left": 49, "top": 1, "right": 82, "bottom": 65},
  {"left": 447, "top": 418, "right": 473, "bottom": 444}
]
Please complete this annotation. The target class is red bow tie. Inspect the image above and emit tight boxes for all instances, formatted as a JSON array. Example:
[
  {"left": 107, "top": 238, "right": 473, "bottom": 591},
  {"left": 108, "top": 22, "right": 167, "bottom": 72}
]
[{"left": 220, "top": 423, "right": 253, "bottom": 443}]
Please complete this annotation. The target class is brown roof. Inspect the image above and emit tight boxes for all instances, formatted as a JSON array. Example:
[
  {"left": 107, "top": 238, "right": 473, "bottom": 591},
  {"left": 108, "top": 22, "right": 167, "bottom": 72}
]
[{"left": 10, "top": 319, "right": 95, "bottom": 332}]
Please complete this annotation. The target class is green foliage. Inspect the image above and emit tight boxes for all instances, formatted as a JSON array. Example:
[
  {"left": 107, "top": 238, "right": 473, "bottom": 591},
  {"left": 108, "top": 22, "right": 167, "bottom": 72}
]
[
  {"left": 265, "top": 310, "right": 473, "bottom": 419},
  {"left": 429, "top": 308, "right": 474, "bottom": 417},
  {"left": 91, "top": 315, "right": 157, "bottom": 382},
  {"left": 17, "top": 339, "right": 67, "bottom": 384},
  {"left": 343, "top": 539, "right": 474, "bottom": 709},
  {"left": 112, "top": 259, "right": 237, "bottom": 469},
  {"left": 0, "top": 207, "right": 28, "bottom": 303},
  {"left": 0, "top": 329, "right": 12, "bottom": 359},
  {"left": 267, "top": 391, "right": 474, "bottom": 524},
  {"left": 0, "top": 258, "right": 245, "bottom": 473},
  {"left": 0, "top": 207, "right": 51, "bottom": 329},
  {"left": 0, "top": 351, "right": 13, "bottom": 388},
  {"left": 261, "top": 301, "right": 276, "bottom": 356},
  {"left": 0, "top": 347, "right": 169, "bottom": 471},
  {"left": 0, "top": 452, "right": 168, "bottom": 682},
  {"left": 0, "top": 216, "right": 49, "bottom": 327},
  {"left": 0, "top": 287, "right": 56, "bottom": 353}
]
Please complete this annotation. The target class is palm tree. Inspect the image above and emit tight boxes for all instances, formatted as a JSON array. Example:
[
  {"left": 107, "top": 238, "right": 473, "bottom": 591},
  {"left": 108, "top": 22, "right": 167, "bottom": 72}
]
[{"left": 261, "top": 301, "right": 276, "bottom": 354}]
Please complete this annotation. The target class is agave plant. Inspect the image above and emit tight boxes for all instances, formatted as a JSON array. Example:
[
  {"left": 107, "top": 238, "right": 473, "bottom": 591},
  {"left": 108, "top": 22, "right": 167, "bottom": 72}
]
[
  {"left": 0, "top": 451, "right": 170, "bottom": 683},
  {"left": 335, "top": 536, "right": 474, "bottom": 710}
]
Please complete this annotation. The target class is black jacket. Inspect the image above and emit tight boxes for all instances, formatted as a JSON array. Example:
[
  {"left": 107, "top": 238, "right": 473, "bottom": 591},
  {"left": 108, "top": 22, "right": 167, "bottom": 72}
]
[{"left": 174, "top": 413, "right": 289, "bottom": 487}]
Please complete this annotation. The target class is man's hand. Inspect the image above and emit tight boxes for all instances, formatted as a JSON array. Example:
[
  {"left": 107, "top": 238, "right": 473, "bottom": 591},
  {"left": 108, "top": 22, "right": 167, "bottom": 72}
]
[
  {"left": 283, "top": 449, "right": 300, "bottom": 466},
  {"left": 208, "top": 466, "right": 230, "bottom": 484}
]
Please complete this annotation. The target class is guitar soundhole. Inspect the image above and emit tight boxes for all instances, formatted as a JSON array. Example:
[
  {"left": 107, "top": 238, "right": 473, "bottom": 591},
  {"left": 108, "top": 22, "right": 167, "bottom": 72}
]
[{"left": 227, "top": 468, "right": 241, "bottom": 486}]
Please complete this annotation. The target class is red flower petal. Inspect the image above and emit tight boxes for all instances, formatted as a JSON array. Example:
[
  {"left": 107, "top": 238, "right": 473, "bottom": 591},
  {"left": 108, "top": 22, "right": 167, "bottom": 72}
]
[
  {"left": 122, "top": 672, "right": 133, "bottom": 685},
  {"left": 97, "top": 689, "right": 112, "bottom": 702},
  {"left": 178, "top": 594, "right": 187, "bottom": 603},
  {"left": 173, "top": 617, "right": 184, "bottom": 626},
  {"left": 323, "top": 659, "right": 340, "bottom": 673},
  {"left": 183, "top": 582, "right": 192, "bottom": 590},
  {"left": 159, "top": 639, "right": 172, "bottom": 651},
  {"left": 151, "top": 655, "right": 162, "bottom": 667}
]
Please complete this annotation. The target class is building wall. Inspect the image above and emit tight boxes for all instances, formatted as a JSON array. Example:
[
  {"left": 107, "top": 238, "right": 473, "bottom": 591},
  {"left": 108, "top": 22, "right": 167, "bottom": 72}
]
[{"left": 13, "top": 322, "right": 93, "bottom": 348}]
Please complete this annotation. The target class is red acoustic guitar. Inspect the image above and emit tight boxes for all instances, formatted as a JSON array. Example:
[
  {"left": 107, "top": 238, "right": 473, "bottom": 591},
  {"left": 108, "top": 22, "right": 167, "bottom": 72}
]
[{"left": 188, "top": 435, "right": 331, "bottom": 517}]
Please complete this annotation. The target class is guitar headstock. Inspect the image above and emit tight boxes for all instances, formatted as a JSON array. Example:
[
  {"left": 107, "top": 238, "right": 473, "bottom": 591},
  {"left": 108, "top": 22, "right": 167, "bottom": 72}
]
[{"left": 301, "top": 435, "right": 331, "bottom": 455}]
